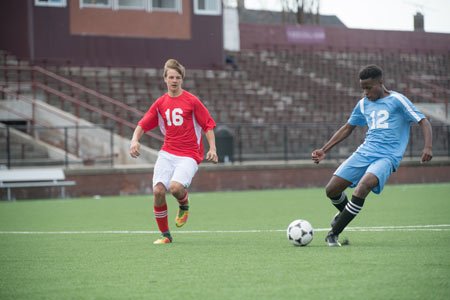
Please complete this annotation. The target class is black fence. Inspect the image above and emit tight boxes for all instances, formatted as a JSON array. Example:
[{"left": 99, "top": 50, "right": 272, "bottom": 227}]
[
  {"left": 215, "top": 123, "right": 450, "bottom": 162},
  {"left": 1, "top": 123, "right": 449, "bottom": 168},
  {"left": 1, "top": 124, "right": 115, "bottom": 168}
]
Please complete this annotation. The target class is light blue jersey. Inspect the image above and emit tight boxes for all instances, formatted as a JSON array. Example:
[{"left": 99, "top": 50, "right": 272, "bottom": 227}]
[{"left": 348, "top": 91, "right": 425, "bottom": 170}]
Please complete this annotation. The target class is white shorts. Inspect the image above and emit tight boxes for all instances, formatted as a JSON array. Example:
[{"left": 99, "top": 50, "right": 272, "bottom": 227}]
[{"left": 152, "top": 150, "right": 199, "bottom": 190}]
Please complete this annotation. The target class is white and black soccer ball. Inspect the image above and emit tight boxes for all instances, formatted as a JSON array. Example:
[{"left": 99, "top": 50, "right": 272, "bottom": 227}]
[{"left": 287, "top": 219, "right": 314, "bottom": 246}]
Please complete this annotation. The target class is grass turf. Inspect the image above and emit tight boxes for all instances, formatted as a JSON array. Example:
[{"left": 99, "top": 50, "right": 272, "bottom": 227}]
[{"left": 0, "top": 183, "right": 449, "bottom": 299}]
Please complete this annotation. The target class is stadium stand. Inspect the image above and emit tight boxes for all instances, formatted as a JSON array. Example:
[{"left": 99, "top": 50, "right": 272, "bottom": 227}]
[
  {"left": 0, "top": 2, "right": 449, "bottom": 199},
  {"left": 1, "top": 47, "right": 449, "bottom": 161},
  {"left": 34, "top": 48, "right": 449, "bottom": 125}
]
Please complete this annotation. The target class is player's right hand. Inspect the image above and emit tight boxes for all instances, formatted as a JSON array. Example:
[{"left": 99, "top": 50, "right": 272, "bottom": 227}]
[
  {"left": 129, "top": 141, "right": 141, "bottom": 158},
  {"left": 420, "top": 146, "right": 433, "bottom": 163},
  {"left": 206, "top": 149, "right": 218, "bottom": 164},
  {"left": 311, "top": 149, "right": 325, "bottom": 164}
]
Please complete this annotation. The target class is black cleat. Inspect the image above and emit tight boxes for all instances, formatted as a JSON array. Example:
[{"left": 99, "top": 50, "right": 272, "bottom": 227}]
[{"left": 325, "top": 231, "right": 341, "bottom": 247}]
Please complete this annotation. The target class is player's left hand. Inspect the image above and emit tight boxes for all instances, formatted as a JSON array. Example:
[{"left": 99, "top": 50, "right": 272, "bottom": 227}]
[
  {"left": 206, "top": 149, "right": 218, "bottom": 164},
  {"left": 420, "top": 147, "right": 433, "bottom": 163},
  {"left": 311, "top": 149, "right": 326, "bottom": 164},
  {"left": 129, "top": 141, "right": 141, "bottom": 158}
]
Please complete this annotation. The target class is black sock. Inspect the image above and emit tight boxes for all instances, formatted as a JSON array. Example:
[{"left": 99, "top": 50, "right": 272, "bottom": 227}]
[
  {"left": 162, "top": 231, "right": 172, "bottom": 240},
  {"left": 330, "top": 192, "right": 348, "bottom": 212},
  {"left": 180, "top": 205, "right": 189, "bottom": 211},
  {"left": 332, "top": 195, "right": 365, "bottom": 235}
]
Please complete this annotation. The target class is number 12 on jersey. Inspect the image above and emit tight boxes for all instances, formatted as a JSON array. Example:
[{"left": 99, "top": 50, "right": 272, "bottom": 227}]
[{"left": 369, "top": 110, "right": 389, "bottom": 129}]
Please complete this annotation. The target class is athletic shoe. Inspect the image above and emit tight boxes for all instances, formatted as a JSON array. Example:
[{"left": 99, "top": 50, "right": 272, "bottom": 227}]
[
  {"left": 325, "top": 231, "right": 341, "bottom": 247},
  {"left": 175, "top": 209, "right": 189, "bottom": 227},
  {"left": 330, "top": 212, "right": 340, "bottom": 228},
  {"left": 153, "top": 236, "right": 172, "bottom": 244}
]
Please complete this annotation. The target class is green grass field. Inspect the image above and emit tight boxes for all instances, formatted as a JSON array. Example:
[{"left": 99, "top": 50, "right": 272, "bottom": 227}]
[{"left": 1, "top": 183, "right": 449, "bottom": 300}]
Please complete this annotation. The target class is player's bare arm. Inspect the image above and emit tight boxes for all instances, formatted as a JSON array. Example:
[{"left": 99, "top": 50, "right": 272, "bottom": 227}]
[
  {"left": 312, "top": 123, "right": 356, "bottom": 164},
  {"left": 129, "top": 125, "right": 144, "bottom": 158},
  {"left": 205, "top": 130, "right": 218, "bottom": 163},
  {"left": 419, "top": 118, "right": 433, "bottom": 163}
]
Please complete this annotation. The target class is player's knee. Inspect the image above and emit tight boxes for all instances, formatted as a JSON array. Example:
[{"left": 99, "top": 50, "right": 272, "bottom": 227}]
[
  {"left": 169, "top": 182, "right": 184, "bottom": 197},
  {"left": 354, "top": 182, "right": 374, "bottom": 198},
  {"left": 325, "top": 185, "right": 340, "bottom": 199},
  {"left": 153, "top": 184, "right": 166, "bottom": 198}
]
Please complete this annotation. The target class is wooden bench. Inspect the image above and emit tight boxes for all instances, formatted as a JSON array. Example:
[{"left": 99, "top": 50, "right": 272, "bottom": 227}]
[{"left": 0, "top": 168, "right": 76, "bottom": 201}]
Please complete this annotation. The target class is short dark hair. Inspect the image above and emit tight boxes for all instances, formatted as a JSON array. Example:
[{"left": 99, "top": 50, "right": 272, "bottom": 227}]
[{"left": 359, "top": 65, "right": 383, "bottom": 80}]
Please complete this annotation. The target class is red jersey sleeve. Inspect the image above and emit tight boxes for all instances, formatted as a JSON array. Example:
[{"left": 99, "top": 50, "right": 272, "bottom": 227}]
[
  {"left": 193, "top": 97, "right": 216, "bottom": 131},
  {"left": 138, "top": 99, "right": 159, "bottom": 132}
]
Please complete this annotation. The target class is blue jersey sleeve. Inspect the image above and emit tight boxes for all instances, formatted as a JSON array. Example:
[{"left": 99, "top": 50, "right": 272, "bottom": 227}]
[
  {"left": 392, "top": 93, "right": 425, "bottom": 123},
  {"left": 348, "top": 99, "right": 367, "bottom": 126}
]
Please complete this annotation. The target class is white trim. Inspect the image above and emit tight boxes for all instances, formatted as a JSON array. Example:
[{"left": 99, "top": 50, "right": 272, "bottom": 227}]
[
  {"left": 117, "top": 0, "right": 146, "bottom": 10},
  {"left": 392, "top": 93, "right": 422, "bottom": 121},
  {"left": 358, "top": 98, "right": 365, "bottom": 114},
  {"left": 194, "top": 0, "right": 222, "bottom": 16},
  {"left": 1, "top": 224, "right": 449, "bottom": 235},
  {"left": 79, "top": 0, "right": 112, "bottom": 9},
  {"left": 35, "top": 0, "right": 67, "bottom": 7},
  {"left": 149, "top": 0, "right": 181, "bottom": 13},
  {"left": 78, "top": 0, "right": 182, "bottom": 13},
  {"left": 192, "top": 111, "right": 203, "bottom": 146},
  {"left": 157, "top": 109, "right": 167, "bottom": 136}
]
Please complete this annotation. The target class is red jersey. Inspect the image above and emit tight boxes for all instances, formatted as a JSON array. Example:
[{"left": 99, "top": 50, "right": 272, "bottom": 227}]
[{"left": 138, "top": 90, "right": 216, "bottom": 164}]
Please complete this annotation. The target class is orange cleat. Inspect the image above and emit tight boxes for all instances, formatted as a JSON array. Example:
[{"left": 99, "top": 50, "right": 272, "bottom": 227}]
[
  {"left": 175, "top": 209, "right": 189, "bottom": 227},
  {"left": 153, "top": 236, "right": 172, "bottom": 244}
]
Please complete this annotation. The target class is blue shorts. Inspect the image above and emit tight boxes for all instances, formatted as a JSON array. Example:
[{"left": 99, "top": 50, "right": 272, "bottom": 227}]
[{"left": 334, "top": 152, "right": 394, "bottom": 194}]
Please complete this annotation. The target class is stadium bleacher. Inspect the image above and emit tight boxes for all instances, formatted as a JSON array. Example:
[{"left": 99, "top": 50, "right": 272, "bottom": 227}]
[{"left": 1, "top": 47, "right": 449, "bottom": 162}]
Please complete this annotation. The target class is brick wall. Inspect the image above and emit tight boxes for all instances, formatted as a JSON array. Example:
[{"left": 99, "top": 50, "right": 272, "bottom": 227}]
[
  {"left": 64, "top": 160, "right": 450, "bottom": 198},
  {"left": 2, "top": 160, "right": 448, "bottom": 200}
]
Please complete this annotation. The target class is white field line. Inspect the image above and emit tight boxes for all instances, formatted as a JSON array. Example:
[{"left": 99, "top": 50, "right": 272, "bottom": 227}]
[{"left": 0, "top": 224, "right": 449, "bottom": 235}]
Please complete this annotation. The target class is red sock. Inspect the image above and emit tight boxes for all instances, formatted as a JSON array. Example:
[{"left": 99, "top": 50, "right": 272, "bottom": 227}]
[
  {"left": 154, "top": 204, "right": 169, "bottom": 234},
  {"left": 177, "top": 191, "right": 189, "bottom": 207}
]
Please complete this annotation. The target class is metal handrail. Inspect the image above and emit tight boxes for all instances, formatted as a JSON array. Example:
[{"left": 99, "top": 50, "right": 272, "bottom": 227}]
[
  {"left": 0, "top": 65, "right": 164, "bottom": 141},
  {"left": 0, "top": 85, "right": 79, "bottom": 127},
  {"left": 35, "top": 82, "right": 137, "bottom": 129},
  {"left": 33, "top": 66, "right": 146, "bottom": 116}
]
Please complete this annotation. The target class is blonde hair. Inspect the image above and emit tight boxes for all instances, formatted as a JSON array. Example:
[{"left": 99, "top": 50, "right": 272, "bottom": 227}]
[{"left": 163, "top": 59, "right": 185, "bottom": 79}]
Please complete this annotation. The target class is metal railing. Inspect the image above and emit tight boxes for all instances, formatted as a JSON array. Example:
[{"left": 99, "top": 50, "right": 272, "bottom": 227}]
[
  {"left": 1, "top": 124, "right": 115, "bottom": 168},
  {"left": 0, "top": 65, "right": 164, "bottom": 146},
  {"left": 216, "top": 123, "right": 450, "bottom": 162},
  {"left": 1, "top": 123, "right": 449, "bottom": 168}
]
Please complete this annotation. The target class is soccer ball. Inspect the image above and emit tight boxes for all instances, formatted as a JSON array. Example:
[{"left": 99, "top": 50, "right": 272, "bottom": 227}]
[{"left": 287, "top": 219, "right": 314, "bottom": 246}]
